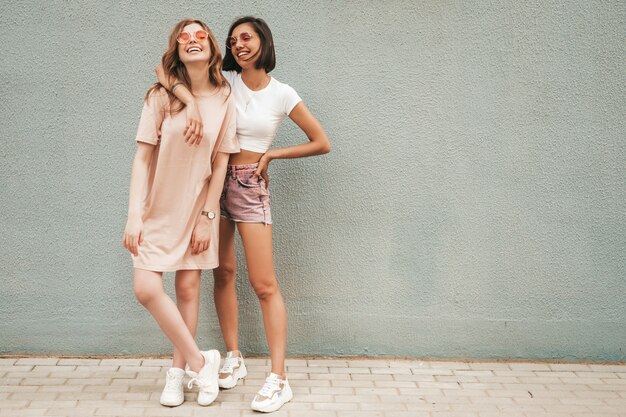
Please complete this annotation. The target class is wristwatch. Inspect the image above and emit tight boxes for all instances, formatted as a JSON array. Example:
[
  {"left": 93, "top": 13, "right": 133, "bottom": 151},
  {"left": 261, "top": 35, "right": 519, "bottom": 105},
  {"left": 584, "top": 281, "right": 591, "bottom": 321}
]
[{"left": 201, "top": 210, "right": 216, "bottom": 220}]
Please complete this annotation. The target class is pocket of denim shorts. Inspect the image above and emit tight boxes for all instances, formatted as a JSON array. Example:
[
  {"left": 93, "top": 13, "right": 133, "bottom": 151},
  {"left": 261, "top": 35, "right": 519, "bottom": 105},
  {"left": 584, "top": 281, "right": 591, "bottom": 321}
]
[{"left": 236, "top": 175, "right": 262, "bottom": 188}]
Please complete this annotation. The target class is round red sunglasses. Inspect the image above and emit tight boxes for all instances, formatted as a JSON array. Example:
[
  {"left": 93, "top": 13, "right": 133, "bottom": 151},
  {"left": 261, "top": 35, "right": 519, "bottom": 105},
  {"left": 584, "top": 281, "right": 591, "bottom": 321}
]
[
  {"left": 177, "top": 30, "right": 209, "bottom": 45},
  {"left": 226, "top": 32, "right": 254, "bottom": 49}
]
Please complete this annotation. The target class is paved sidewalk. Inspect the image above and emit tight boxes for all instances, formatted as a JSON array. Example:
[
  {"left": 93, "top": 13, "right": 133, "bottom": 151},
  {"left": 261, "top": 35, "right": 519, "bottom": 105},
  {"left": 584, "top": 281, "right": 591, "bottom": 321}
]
[{"left": 1, "top": 357, "right": 625, "bottom": 417}]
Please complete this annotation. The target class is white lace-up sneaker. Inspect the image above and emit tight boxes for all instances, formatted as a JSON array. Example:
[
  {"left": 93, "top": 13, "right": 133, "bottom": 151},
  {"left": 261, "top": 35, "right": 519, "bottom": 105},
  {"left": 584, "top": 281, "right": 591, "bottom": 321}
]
[
  {"left": 185, "top": 350, "right": 221, "bottom": 406},
  {"left": 159, "top": 367, "right": 185, "bottom": 407},
  {"left": 218, "top": 351, "right": 248, "bottom": 389},
  {"left": 250, "top": 373, "right": 293, "bottom": 413}
]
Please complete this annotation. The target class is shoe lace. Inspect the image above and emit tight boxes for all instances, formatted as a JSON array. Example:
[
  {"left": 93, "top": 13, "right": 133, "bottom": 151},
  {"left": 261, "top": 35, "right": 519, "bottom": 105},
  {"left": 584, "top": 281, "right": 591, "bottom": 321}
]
[
  {"left": 187, "top": 376, "right": 213, "bottom": 391},
  {"left": 258, "top": 376, "right": 281, "bottom": 398},
  {"left": 164, "top": 371, "right": 183, "bottom": 391},
  {"left": 220, "top": 356, "right": 239, "bottom": 374}
]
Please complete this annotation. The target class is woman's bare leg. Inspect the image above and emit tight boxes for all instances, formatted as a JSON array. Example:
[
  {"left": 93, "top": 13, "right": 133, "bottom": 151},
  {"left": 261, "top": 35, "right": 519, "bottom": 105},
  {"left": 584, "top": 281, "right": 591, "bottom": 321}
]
[
  {"left": 213, "top": 217, "right": 240, "bottom": 352},
  {"left": 237, "top": 223, "right": 286, "bottom": 377},
  {"left": 133, "top": 268, "right": 204, "bottom": 372},
  {"left": 171, "top": 269, "right": 202, "bottom": 369}
]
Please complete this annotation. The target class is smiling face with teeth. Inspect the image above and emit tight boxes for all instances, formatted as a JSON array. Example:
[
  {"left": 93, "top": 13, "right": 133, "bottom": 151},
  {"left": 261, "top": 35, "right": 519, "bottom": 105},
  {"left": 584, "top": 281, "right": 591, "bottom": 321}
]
[
  {"left": 223, "top": 17, "right": 276, "bottom": 73},
  {"left": 231, "top": 23, "right": 262, "bottom": 70},
  {"left": 178, "top": 23, "right": 212, "bottom": 64}
]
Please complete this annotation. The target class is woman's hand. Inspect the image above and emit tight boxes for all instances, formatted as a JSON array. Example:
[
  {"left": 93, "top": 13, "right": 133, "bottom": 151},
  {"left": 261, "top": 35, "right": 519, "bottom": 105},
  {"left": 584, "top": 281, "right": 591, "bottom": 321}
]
[
  {"left": 191, "top": 216, "right": 212, "bottom": 255},
  {"left": 123, "top": 216, "right": 143, "bottom": 256},
  {"left": 154, "top": 64, "right": 203, "bottom": 146},
  {"left": 253, "top": 150, "right": 276, "bottom": 187},
  {"left": 184, "top": 102, "right": 204, "bottom": 146}
]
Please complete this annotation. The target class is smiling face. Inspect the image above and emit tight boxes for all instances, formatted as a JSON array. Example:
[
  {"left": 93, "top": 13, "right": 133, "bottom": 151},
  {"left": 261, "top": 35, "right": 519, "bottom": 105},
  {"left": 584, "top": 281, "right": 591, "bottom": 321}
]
[
  {"left": 231, "top": 23, "right": 261, "bottom": 70},
  {"left": 177, "top": 23, "right": 212, "bottom": 65}
]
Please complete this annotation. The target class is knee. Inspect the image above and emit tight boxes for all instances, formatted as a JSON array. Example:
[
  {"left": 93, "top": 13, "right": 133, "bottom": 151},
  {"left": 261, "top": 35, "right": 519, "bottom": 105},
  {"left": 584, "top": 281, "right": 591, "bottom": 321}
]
[
  {"left": 251, "top": 279, "right": 279, "bottom": 301},
  {"left": 176, "top": 280, "right": 200, "bottom": 303},
  {"left": 214, "top": 263, "right": 236, "bottom": 289},
  {"left": 134, "top": 284, "right": 159, "bottom": 306}
]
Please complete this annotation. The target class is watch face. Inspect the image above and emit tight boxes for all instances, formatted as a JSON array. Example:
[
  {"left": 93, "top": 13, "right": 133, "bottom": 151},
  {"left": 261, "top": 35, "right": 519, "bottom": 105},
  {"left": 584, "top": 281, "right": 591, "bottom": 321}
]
[{"left": 208, "top": 211, "right": 216, "bottom": 219}]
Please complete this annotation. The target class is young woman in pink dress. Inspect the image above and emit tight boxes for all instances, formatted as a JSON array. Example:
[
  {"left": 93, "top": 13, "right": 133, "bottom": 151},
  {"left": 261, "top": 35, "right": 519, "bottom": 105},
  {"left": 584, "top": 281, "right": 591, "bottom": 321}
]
[
  {"left": 156, "top": 16, "right": 331, "bottom": 412},
  {"left": 123, "top": 19, "right": 239, "bottom": 408}
]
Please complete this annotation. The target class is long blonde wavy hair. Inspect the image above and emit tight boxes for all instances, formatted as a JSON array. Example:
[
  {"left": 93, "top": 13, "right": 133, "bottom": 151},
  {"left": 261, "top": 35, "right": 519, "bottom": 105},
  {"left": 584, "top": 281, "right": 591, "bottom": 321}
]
[{"left": 146, "top": 19, "right": 229, "bottom": 113}]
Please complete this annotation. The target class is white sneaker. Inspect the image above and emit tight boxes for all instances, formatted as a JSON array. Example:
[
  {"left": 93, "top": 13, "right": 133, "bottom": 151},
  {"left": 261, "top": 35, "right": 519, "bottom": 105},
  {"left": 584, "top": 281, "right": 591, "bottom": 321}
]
[
  {"left": 186, "top": 350, "right": 220, "bottom": 406},
  {"left": 250, "top": 373, "right": 293, "bottom": 413},
  {"left": 159, "top": 367, "right": 185, "bottom": 407},
  {"left": 218, "top": 351, "right": 248, "bottom": 389}
]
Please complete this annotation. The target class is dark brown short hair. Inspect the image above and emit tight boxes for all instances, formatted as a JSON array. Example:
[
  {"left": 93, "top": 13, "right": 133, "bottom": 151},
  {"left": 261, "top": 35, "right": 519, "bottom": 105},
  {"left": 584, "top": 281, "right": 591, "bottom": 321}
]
[{"left": 223, "top": 16, "right": 276, "bottom": 73}]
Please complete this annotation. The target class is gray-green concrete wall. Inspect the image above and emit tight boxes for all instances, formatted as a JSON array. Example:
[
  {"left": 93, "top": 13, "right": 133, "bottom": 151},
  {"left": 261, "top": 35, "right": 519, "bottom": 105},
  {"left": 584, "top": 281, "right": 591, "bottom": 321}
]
[{"left": 1, "top": 1, "right": 625, "bottom": 362}]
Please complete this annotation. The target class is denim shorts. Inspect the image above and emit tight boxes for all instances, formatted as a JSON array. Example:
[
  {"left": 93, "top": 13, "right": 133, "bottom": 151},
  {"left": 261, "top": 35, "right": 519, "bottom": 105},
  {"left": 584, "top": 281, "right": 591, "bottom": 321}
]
[{"left": 220, "top": 163, "right": 272, "bottom": 225}]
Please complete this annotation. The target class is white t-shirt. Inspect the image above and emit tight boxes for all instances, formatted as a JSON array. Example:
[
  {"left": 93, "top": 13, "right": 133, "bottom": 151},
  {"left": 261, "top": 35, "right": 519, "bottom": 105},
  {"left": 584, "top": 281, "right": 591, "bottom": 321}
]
[{"left": 223, "top": 70, "right": 302, "bottom": 153}]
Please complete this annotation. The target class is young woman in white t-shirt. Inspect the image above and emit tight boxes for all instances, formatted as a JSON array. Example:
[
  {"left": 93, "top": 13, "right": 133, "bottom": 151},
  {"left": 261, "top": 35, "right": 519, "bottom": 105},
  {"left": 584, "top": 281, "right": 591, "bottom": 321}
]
[{"left": 156, "top": 16, "right": 330, "bottom": 412}]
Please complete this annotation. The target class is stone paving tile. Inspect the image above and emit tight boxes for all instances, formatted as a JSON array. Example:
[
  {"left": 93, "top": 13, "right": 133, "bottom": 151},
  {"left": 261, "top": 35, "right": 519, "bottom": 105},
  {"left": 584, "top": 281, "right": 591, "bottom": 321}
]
[
  {"left": 56, "top": 359, "right": 101, "bottom": 366},
  {"left": 0, "top": 410, "right": 48, "bottom": 416},
  {"left": 310, "top": 373, "right": 349, "bottom": 381},
  {"left": 412, "top": 368, "right": 454, "bottom": 376},
  {"left": 346, "top": 360, "right": 389, "bottom": 368},
  {"left": 509, "top": 362, "right": 552, "bottom": 371},
  {"left": 139, "top": 359, "right": 170, "bottom": 367},
  {"left": 468, "top": 362, "right": 511, "bottom": 370},
  {"left": 45, "top": 408, "right": 99, "bottom": 416},
  {"left": 550, "top": 363, "right": 593, "bottom": 371},
  {"left": 15, "top": 359, "right": 59, "bottom": 366},
  {"left": 99, "top": 359, "right": 142, "bottom": 367},
  {"left": 1, "top": 357, "right": 625, "bottom": 417},
  {"left": 351, "top": 374, "right": 392, "bottom": 381},
  {"left": 1, "top": 366, "right": 33, "bottom": 373},
  {"left": 306, "top": 360, "right": 348, "bottom": 368},
  {"left": 430, "top": 361, "right": 472, "bottom": 370}
]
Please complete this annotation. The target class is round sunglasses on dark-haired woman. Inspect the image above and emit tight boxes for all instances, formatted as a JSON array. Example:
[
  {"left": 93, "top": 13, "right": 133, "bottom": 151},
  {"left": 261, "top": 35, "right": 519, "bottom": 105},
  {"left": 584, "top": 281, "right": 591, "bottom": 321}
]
[{"left": 156, "top": 15, "right": 330, "bottom": 413}]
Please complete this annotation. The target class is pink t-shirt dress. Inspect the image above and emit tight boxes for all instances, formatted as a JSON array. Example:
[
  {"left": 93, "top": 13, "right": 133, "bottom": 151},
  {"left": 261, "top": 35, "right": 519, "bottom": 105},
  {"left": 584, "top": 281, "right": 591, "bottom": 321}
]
[{"left": 132, "top": 87, "right": 239, "bottom": 271}]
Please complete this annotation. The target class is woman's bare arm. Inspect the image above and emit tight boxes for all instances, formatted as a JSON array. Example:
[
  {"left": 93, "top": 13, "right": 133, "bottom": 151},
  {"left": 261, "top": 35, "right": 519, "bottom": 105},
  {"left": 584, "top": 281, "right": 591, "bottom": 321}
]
[
  {"left": 155, "top": 64, "right": 203, "bottom": 145},
  {"left": 253, "top": 102, "right": 331, "bottom": 180},
  {"left": 190, "top": 152, "right": 230, "bottom": 254},
  {"left": 123, "top": 142, "right": 155, "bottom": 256}
]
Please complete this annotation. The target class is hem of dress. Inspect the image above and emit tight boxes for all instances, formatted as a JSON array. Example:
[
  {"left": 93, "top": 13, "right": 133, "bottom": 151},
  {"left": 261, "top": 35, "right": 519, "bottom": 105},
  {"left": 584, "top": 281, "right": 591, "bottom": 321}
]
[{"left": 133, "top": 262, "right": 219, "bottom": 272}]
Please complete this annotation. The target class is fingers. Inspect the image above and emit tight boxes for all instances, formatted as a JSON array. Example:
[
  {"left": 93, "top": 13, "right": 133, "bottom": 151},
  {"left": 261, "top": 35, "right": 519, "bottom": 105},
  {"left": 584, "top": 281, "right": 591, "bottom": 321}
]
[
  {"left": 123, "top": 233, "right": 141, "bottom": 256},
  {"left": 190, "top": 239, "right": 210, "bottom": 254},
  {"left": 183, "top": 120, "right": 204, "bottom": 145},
  {"left": 184, "top": 121, "right": 194, "bottom": 143},
  {"left": 195, "top": 123, "right": 203, "bottom": 146},
  {"left": 253, "top": 159, "right": 269, "bottom": 179},
  {"left": 130, "top": 236, "right": 138, "bottom": 257},
  {"left": 191, "top": 237, "right": 199, "bottom": 255},
  {"left": 194, "top": 241, "right": 203, "bottom": 255},
  {"left": 197, "top": 240, "right": 209, "bottom": 254}
]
